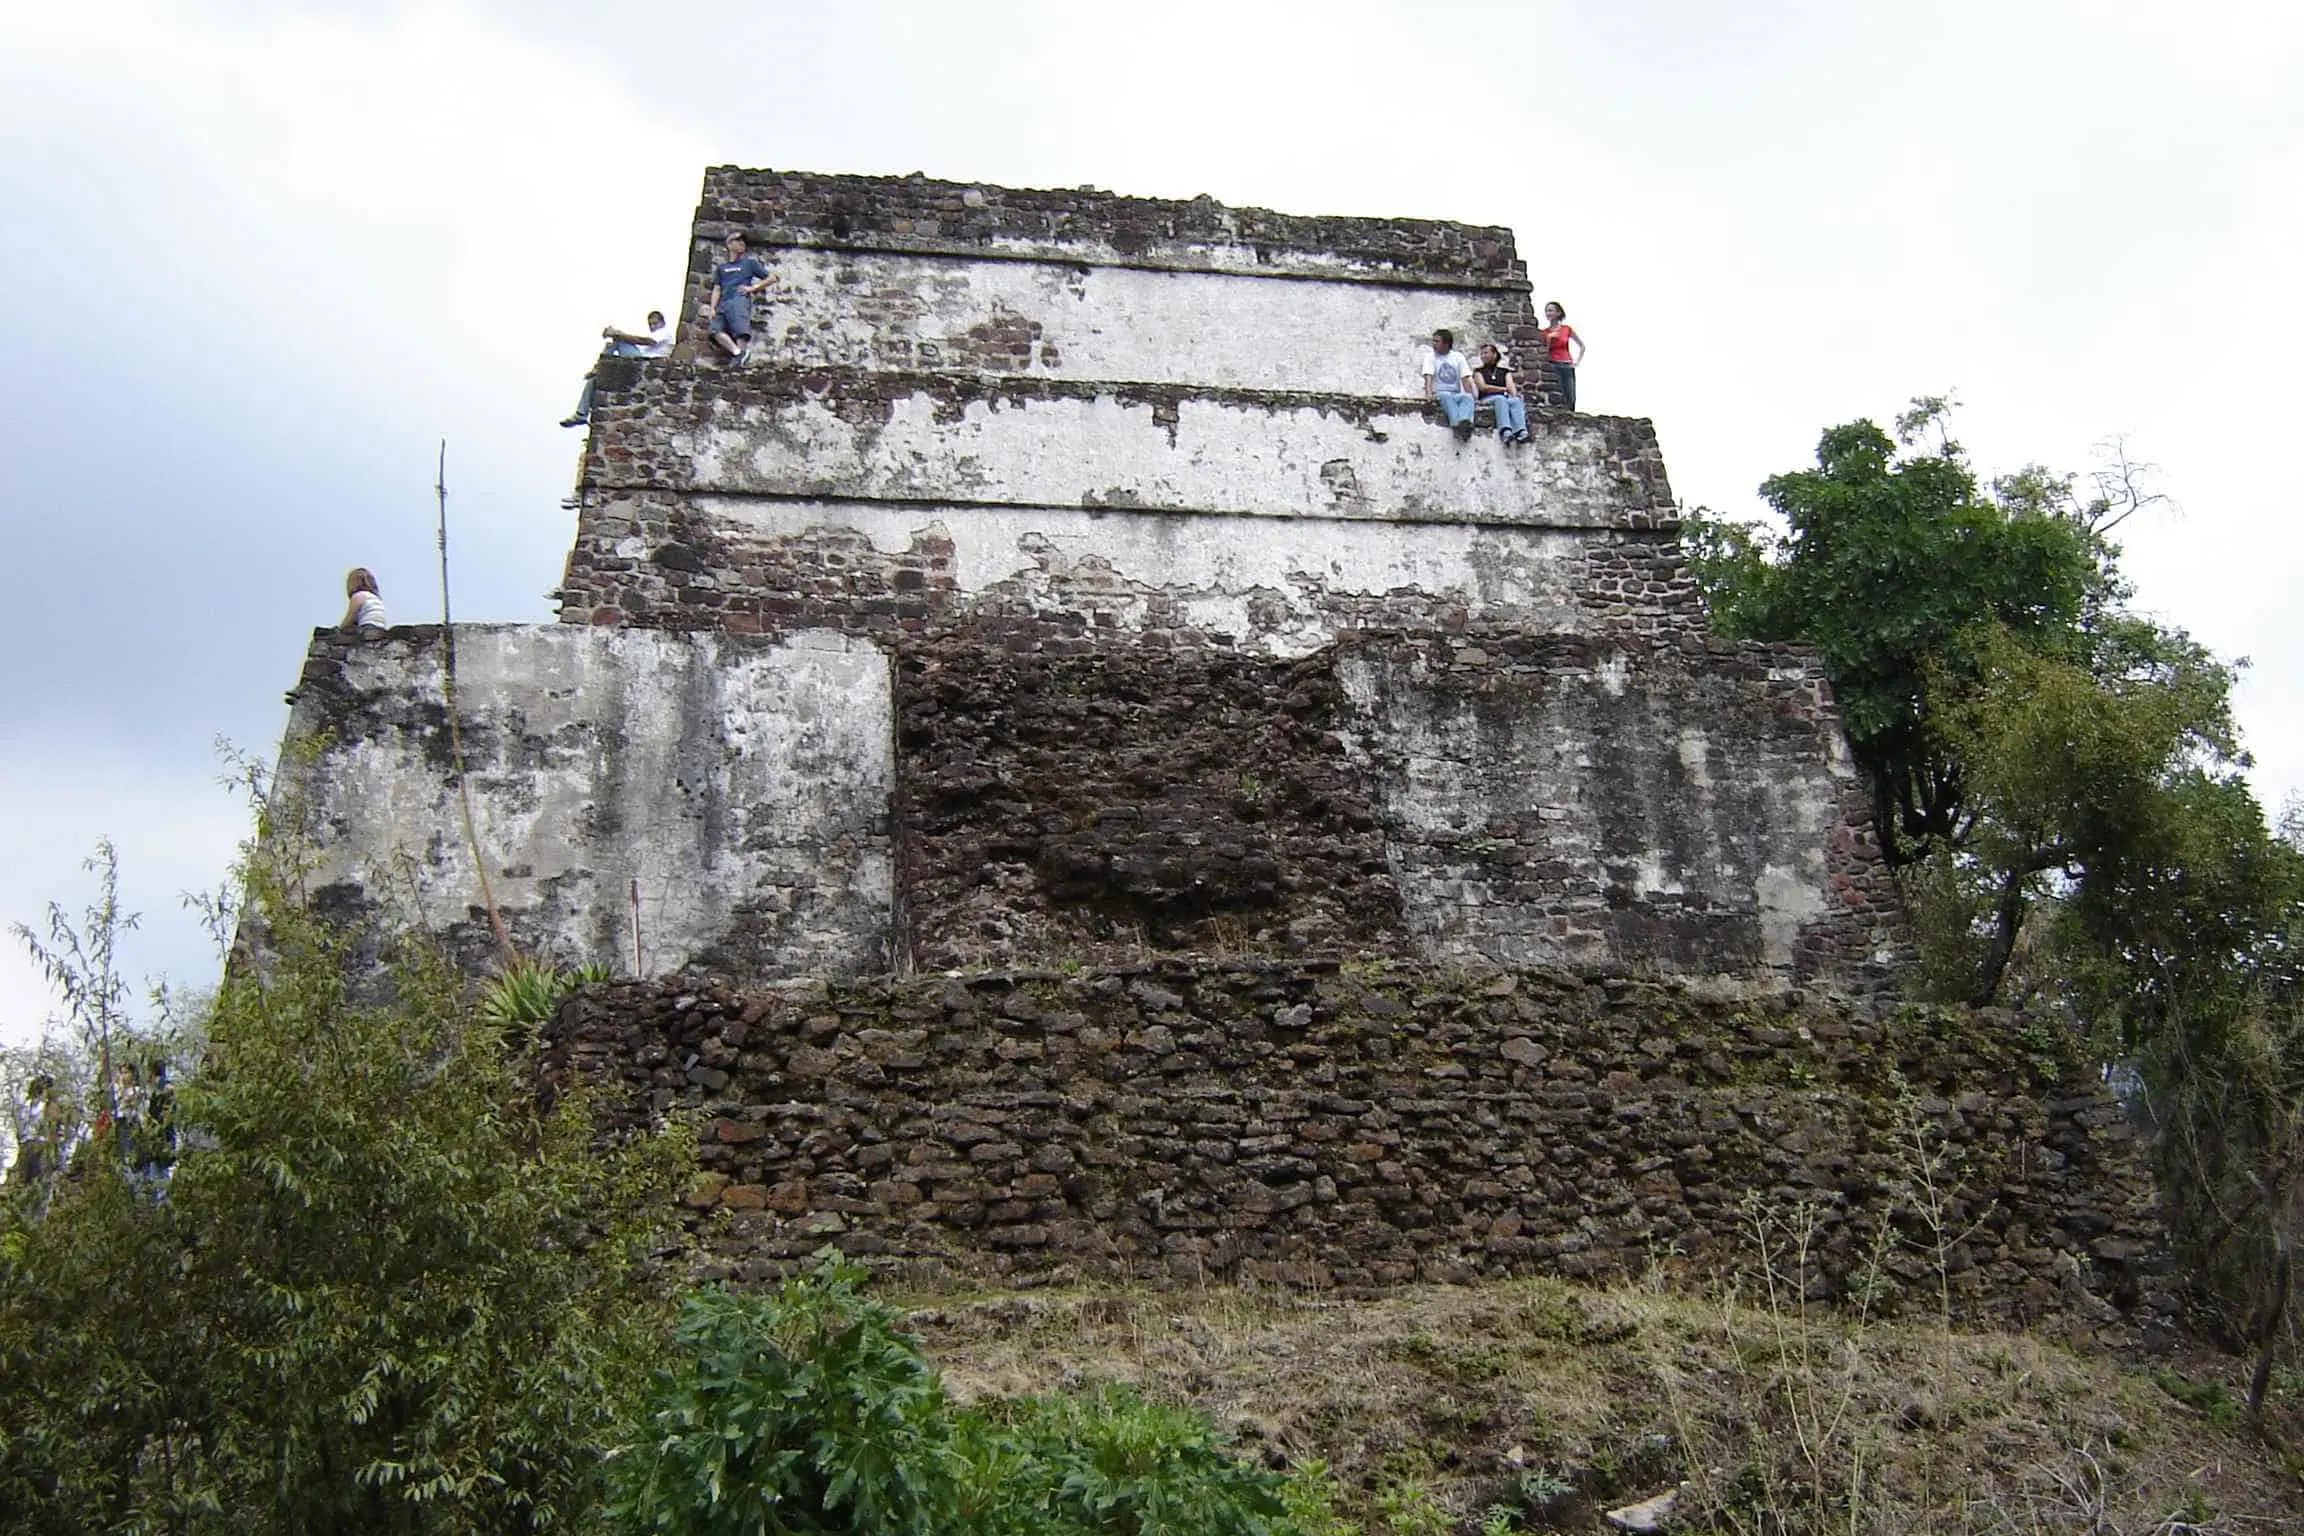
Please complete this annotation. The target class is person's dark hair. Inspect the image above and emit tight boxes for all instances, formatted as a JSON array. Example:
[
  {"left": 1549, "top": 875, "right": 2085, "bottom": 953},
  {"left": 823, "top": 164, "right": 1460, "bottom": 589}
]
[
  {"left": 647, "top": 310, "right": 666, "bottom": 325},
  {"left": 727, "top": 228, "right": 751, "bottom": 246},
  {"left": 1545, "top": 301, "right": 1567, "bottom": 319},
  {"left": 1433, "top": 328, "right": 1454, "bottom": 349},
  {"left": 1480, "top": 343, "right": 1501, "bottom": 362}
]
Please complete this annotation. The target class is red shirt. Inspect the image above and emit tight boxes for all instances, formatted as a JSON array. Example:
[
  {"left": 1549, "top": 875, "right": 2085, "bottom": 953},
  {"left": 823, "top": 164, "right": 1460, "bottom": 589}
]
[{"left": 1544, "top": 324, "right": 1579, "bottom": 364}]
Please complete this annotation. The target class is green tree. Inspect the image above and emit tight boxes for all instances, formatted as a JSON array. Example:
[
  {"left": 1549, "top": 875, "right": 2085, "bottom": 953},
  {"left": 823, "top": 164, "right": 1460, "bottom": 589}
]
[
  {"left": 1684, "top": 409, "right": 2105, "bottom": 866},
  {"left": 1692, "top": 401, "right": 2304, "bottom": 1397},
  {"left": 0, "top": 775, "right": 689, "bottom": 1532}
]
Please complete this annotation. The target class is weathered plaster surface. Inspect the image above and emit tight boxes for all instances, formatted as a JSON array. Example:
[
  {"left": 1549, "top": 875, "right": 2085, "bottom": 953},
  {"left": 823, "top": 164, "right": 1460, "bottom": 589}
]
[
  {"left": 680, "top": 497, "right": 1600, "bottom": 655},
  {"left": 1335, "top": 635, "right": 1896, "bottom": 984},
  {"left": 600, "top": 379, "right": 1670, "bottom": 528},
  {"left": 280, "top": 626, "right": 892, "bottom": 978},
  {"left": 733, "top": 247, "right": 1534, "bottom": 395}
]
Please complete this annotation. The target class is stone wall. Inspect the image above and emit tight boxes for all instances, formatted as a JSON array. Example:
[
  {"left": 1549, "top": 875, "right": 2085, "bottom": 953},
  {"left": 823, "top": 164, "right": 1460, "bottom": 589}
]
[
  {"left": 690, "top": 246, "right": 1537, "bottom": 397},
  {"left": 261, "top": 166, "right": 1906, "bottom": 994},
  {"left": 693, "top": 168, "right": 1530, "bottom": 281},
  {"left": 542, "top": 965, "right": 2177, "bottom": 1349},
  {"left": 893, "top": 627, "right": 1406, "bottom": 971},
  {"left": 275, "top": 618, "right": 1896, "bottom": 989},
  {"left": 1334, "top": 631, "right": 1897, "bottom": 988},
  {"left": 279, "top": 625, "right": 894, "bottom": 979},
  {"left": 674, "top": 168, "right": 1563, "bottom": 404},
  {"left": 573, "top": 366, "right": 1669, "bottom": 528}
]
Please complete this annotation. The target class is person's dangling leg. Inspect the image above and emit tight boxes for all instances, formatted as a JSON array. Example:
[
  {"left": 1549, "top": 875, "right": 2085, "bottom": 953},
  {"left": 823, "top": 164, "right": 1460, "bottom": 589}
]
[{"left": 561, "top": 372, "right": 596, "bottom": 429}]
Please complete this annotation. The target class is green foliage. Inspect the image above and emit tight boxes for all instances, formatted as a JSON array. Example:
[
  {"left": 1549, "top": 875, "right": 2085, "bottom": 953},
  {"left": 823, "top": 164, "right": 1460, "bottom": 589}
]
[
  {"left": 1274, "top": 1459, "right": 1360, "bottom": 1536},
  {"left": 1695, "top": 397, "right": 2304, "bottom": 1402},
  {"left": 0, "top": 773, "right": 689, "bottom": 1533},
  {"left": 2152, "top": 1368, "right": 2244, "bottom": 1427},
  {"left": 972, "top": 1383, "right": 1289, "bottom": 1536},
  {"left": 607, "top": 1261, "right": 958, "bottom": 1535},
  {"left": 1371, "top": 1477, "right": 1453, "bottom": 1536},
  {"left": 480, "top": 954, "right": 617, "bottom": 1032},
  {"left": 1686, "top": 416, "right": 2107, "bottom": 863},
  {"left": 610, "top": 1254, "right": 1298, "bottom": 1536}
]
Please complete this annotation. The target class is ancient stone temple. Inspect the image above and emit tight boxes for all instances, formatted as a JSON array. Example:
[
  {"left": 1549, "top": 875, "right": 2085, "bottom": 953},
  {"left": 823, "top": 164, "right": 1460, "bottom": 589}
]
[
  {"left": 274, "top": 171, "right": 2183, "bottom": 1334},
  {"left": 283, "top": 167, "right": 1899, "bottom": 992}
]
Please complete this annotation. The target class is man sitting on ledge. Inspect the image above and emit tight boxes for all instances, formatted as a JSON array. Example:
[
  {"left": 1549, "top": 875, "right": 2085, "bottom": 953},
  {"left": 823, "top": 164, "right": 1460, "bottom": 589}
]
[
  {"left": 1471, "top": 342, "right": 1528, "bottom": 444},
  {"left": 1422, "top": 328, "right": 1476, "bottom": 441},
  {"left": 561, "top": 310, "right": 670, "bottom": 427}
]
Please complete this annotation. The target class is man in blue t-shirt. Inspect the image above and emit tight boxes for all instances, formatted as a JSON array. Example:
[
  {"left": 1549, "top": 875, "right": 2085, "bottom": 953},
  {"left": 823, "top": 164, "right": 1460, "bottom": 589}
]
[{"left": 703, "top": 229, "right": 776, "bottom": 363}]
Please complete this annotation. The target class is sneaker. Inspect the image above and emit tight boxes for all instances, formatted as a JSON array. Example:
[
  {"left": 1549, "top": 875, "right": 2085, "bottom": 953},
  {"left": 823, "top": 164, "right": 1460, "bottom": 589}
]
[
  {"left": 560, "top": 495, "right": 581, "bottom": 510},
  {"left": 1453, "top": 419, "right": 1474, "bottom": 442},
  {"left": 559, "top": 415, "right": 586, "bottom": 429}
]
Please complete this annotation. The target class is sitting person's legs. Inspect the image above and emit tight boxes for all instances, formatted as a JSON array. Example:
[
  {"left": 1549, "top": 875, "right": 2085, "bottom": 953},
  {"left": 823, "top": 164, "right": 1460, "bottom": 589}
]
[
  {"left": 1494, "top": 394, "right": 1527, "bottom": 438},
  {"left": 562, "top": 372, "right": 598, "bottom": 427}
]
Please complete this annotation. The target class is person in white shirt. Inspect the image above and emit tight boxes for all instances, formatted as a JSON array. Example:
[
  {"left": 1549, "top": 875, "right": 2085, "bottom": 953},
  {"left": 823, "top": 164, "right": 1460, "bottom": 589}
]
[
  {"left": 561, "top": 310, "right": 672, "bottom": 427},
  {"left": 341, "top": 568, "right": 388, "bottom": 641},
  {"left": 1421, "top": 328, "right": 1477, "bottom": 440}
]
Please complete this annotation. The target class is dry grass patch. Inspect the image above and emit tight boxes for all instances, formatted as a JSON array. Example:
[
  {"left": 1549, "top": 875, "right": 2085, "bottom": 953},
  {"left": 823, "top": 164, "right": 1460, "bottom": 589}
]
[{"left": 897, "top": 1277, "right": 2303, "bottom": 1533}]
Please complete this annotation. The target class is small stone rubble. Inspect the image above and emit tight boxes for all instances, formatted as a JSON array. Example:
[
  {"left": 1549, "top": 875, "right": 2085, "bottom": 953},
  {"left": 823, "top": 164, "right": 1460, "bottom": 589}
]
[{"left": 544, "top": 964, "right": 2177, "bottom": 1349}]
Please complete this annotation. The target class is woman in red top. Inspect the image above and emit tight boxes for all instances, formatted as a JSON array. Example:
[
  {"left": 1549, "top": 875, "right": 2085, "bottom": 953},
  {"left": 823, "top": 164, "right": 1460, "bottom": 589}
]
[{"left": 1539, "top": 301, "right": 1585, "bottom": 412}]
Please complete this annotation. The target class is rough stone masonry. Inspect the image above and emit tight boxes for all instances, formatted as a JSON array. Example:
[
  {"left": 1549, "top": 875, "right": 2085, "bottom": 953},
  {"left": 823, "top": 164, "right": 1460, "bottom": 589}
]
[
  {"left": 267, "top": 167, "right": 2168, "bottom": 1334},
  {"left": 284, "top": 167, "right": 1902, "bottom": 991},
  {"left": 540, "top": 964, "right": 2176, "bottom": 1349}
]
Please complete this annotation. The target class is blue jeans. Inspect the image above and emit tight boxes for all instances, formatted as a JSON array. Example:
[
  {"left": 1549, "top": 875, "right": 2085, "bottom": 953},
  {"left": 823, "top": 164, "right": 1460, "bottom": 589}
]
[
  {"left": 1486, "top": 393, "right": 1526, "bottom": 436},
  {"left": 570, "top": 341, "right": 649, "bottom": 421},
  {"left": 1552, "top": 362, "right": 1577, "bottom": 412},
  {"left": 1434, "top": 390, "right": 1475, "bottom": 426}
]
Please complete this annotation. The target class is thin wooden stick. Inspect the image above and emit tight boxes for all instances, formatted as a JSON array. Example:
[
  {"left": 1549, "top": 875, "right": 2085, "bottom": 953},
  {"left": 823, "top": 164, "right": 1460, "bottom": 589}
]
[{"left": 436, "top": 441, "right": 514, "bottom": 964}]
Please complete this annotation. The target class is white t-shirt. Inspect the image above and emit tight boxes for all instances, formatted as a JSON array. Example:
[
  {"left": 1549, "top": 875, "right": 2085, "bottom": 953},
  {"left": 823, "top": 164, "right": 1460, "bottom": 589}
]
[
  {"left": 640, "top": 320, "right": 671, "bottom": 357},
  {"left": 1422, "top": 348, "right": 1470, "bottom": 394}
]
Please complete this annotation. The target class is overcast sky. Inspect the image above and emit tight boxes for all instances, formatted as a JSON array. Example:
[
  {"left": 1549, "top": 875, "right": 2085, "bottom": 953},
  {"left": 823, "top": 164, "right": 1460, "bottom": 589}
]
[{"left": 3, "top": 0, "right": 2298, "bottom": 1043}]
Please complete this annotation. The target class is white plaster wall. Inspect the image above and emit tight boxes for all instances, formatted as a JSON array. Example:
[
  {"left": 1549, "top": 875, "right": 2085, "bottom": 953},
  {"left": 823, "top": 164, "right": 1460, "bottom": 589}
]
[
  {"left": 284, "top": 626, "right": 892, "bottom": 978},
  {"left": 744, "top": 248, "right": 1528, "bottom": 396},
  {"left": 680, "top": 496, "right": 1598, "bottom": 658},
  {"left": 676, "top": 391, "right": 1653, "bottom": 527},
  {"left": 1334, "top": 648, "right": 1854, "bottom": 977}
]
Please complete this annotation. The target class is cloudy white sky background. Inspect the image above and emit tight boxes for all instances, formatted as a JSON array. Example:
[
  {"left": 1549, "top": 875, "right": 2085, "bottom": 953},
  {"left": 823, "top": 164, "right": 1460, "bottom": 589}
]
[{"left": 2, "top": 1, "right": 2298, "bottom": 1042}]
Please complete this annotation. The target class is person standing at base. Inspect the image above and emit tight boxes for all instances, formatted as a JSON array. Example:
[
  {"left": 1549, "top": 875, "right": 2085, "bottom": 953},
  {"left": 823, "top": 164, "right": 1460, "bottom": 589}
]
[
  {"left": 704, "top": 230, "right": 776, "bottom": 365},
  {"left": 1471, "top": 343, "right": 1527, "bottom": 443},
  {"left": 1539, "top": 301, "right": 1585, "bottom": 412},
  {"left": 1422, "top": 328, "right": 1477, "bottom": 440},
  {"left": 561, "top": 310, "right": 670, "bottom": 427},
  {"left": 342, "top": 568, "right": 388, "bottom": 640}
]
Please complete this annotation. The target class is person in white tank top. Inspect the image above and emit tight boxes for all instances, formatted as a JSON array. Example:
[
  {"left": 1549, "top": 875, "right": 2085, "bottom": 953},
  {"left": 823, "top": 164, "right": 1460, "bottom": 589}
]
[{"left": 342, "top": 567, "right": 388, "bottom": 639}]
